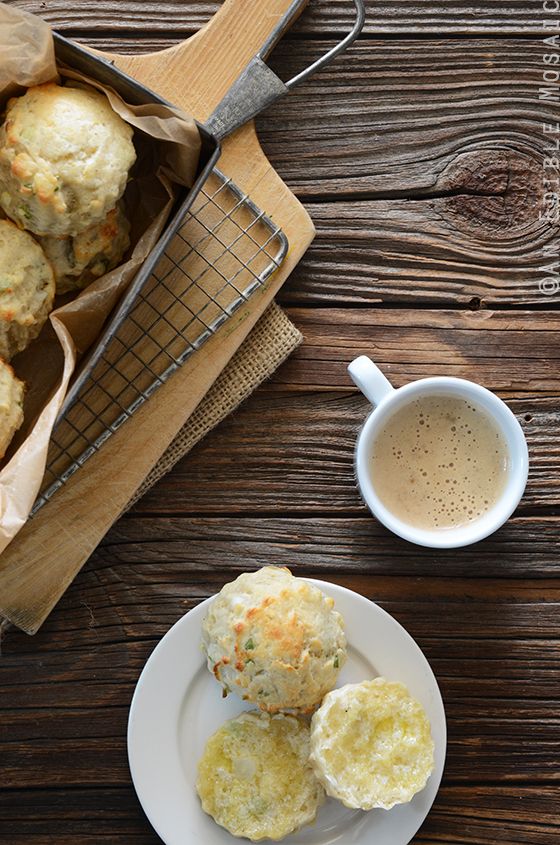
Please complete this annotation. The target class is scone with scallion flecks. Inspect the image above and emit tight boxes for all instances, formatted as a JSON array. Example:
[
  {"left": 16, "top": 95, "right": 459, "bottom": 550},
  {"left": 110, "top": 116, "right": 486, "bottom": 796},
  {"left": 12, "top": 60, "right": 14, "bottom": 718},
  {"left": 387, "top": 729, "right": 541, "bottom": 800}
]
[
  {"left": 39, "top": 202, "right": 131, "bottom": 294},
  {"left": 201, "top": 566, "right": 347, "bottom": 714},
  {"left": 0, "top": 83, "right": 136, "bottom": 237},
  {"left": 309, "top": 678, "right": 435, "bottom": 810},
  {"left": 0, "top": 358, "right": 24, "bottom": 460},
  {"left": 197, "top": 710, "right": 325, "bottom": 841},
  {"left": 0, "top": 219, "right": 55, "bottom": 360}
]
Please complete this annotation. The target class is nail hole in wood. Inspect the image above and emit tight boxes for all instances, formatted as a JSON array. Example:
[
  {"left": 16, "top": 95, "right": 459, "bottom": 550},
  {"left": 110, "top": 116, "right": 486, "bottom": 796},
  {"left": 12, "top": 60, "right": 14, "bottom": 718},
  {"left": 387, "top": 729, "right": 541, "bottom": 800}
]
[
  {"left": 524, "top": 414, "right": 533, "bottom": 422},
  {"left": 469, "top": 297, "right": 481, "bottom": 311}
]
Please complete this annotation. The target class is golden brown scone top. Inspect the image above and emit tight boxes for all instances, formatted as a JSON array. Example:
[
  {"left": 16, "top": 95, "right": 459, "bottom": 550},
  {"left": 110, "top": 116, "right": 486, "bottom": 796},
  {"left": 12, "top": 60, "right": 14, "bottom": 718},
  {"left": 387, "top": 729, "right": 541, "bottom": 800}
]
[
  {"left": 0, "top": 83, "right": 136, "bottom": 237},
  {"left": 202, "top": 566, "right": 347, "bottom": 713}
]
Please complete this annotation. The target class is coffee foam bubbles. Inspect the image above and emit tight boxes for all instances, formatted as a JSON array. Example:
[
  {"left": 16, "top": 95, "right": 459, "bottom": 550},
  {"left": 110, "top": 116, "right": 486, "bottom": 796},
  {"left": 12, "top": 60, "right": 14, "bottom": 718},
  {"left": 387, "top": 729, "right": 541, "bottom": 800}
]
[{"left": 370, "top": 396, "right": 509, "bottom": 531}]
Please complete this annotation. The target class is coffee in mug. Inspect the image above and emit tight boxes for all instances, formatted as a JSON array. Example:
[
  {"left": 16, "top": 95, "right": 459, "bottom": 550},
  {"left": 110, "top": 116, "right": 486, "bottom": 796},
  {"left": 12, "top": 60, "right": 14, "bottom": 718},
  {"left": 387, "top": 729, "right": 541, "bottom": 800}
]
[
  {"left": 369, "top": 394, "right": 509, "bottom": 531},
  {"left": 347, "top": 356, "right": 529, "bottom": 548}
]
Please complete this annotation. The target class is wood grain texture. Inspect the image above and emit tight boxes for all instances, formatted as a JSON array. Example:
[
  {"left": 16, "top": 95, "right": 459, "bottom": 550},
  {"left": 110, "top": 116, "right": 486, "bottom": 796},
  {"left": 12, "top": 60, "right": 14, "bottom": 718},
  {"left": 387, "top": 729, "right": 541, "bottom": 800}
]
[
  {"left": 5, "top": 0, "right": 551, "bottom": 35},
  {"left": 0, "top": 786, "right": 557, "bottom": 844},
  {"left": 131, "top": 308, "right": 560, "bottom": 514},
  {"left": 132, "top": 391, "right": 560, "bottom": 515},
  {"left": 2, "top": 552, "right": 559, "bottom": 843},
  {"left": 1, "top": 567, "right": 559, "bottom": 811},
  {"left": 280, "top": 196, "right": 560, "bottom": 306},
  {"left": 275, "top": 308, "right": 560, "bottom": 395},
  {"left": 76, "top": 36, "right": 560, "bottom": 306},
  {"left": 262, "top": 40, "right": 559, "bottom": 305},
  {"left": 259, "top": 40, "right": 559, "bottom": 195},
  {"left": 97, "top": 515, "right": 560, "bottom": 578}
]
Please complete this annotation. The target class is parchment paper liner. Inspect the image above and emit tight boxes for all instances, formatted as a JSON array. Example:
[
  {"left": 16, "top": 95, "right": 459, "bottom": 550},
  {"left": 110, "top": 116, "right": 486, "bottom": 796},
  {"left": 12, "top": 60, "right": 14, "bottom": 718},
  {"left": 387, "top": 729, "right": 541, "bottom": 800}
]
[{"left": 0, "top": 4, "right": 201, "bottom": 552}]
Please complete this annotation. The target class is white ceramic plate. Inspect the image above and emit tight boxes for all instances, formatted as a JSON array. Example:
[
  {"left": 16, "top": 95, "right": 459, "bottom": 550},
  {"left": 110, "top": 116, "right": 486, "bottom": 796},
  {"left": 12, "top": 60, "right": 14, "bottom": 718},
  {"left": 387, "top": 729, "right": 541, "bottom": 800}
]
[{"left": 128, "top": 579, "right": 446, "bottom": 845}]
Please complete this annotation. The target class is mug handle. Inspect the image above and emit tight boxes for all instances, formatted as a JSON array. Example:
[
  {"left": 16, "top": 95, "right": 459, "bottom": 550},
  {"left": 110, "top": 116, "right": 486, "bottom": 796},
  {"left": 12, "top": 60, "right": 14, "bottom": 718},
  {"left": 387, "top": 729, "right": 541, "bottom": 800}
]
[{"left": 348, "top": 356, "right": 395, "bottom": 406}]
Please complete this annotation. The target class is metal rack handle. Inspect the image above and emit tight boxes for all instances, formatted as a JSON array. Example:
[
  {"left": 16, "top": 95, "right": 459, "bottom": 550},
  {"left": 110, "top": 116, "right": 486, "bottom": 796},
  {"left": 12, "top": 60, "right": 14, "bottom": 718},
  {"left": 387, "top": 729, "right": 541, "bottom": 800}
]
[{"left": 206, "top": 0, "right": 366, "bottom": 140}]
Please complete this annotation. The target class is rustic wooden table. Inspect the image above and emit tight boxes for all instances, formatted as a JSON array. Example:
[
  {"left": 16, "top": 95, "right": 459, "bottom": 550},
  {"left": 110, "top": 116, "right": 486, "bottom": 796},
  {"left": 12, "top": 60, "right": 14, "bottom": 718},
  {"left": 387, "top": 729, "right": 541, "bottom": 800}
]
[{"left": 1, "top": 1, "right": 559, "bottom": 843}]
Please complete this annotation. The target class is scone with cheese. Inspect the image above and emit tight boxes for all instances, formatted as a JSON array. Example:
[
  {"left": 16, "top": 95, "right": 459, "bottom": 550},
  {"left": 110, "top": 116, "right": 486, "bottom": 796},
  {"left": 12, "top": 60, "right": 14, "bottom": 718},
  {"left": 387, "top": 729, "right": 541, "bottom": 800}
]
[
  {"left": 0, "top": 219, "right": 55, "bottom": 360},
  {"left": 39, "top": 203, "right": 130, "bottom": 294},
  {"left": 202, "top": 567, "right": 347, "bottom": 714},
  {"left": 309, "top": 678, "right": 435, "bottom": 810},
  {"left": 0, "top": 83, "right": 136, "bottom": 237},
  {"left": 0, "top": 359, "right": 24, "bottom": 460},
  {"left": 197, "top": 710, "right": 325, "bottom": 841}
]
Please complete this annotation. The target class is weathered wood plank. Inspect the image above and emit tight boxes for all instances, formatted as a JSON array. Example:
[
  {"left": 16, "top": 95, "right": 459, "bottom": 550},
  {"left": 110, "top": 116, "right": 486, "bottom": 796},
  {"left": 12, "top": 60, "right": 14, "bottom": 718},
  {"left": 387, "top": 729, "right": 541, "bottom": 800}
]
[
  {"left": 0, "top": 785, "right": 160, "bottom": 843},
  {"left": 97, "top": 515, "right": 560, "bottom": 578},
  {"left": 3, "top": 651, "right": 560, "bottom": 710},
  {"left": 131, "top": 396, "right": 557, "bottom": 511},
  {"left": 1, "top": 618, "right": 560, "bottom": 785},
  {"left": 128, "top": 307, "right": 560, "bottom": 515},
  {"left": 66, "top": 37, "right": 560, "bottom": 306},
  {"left": 2, "top": 549, "right": 559, "bottom": 835},
  {"left": 278, "top": 194, "right": 560, "bottom": 307},
  {"left": 416, "top": 816, "right": 560, "bottom": 845},
  {"left": 2, "top": 725, "right": 559, "bottom": 786},
  {"left": 261, "top": 39, "right": 559, "bottom": 306},
  {"left": 258, "top": 40, "right": 559, "bottom": 196},
  {"left": 133, "top": 402, "right": 557, "bottom": 513},
  {"left": 56, "top": 36, "right": 560, "bottom": 306},
  {"left": 3, "top": 569, "right": 560, "bottom": 655},
  {"left": 6, "top": 0, "right": 551, "bottom": 35},
  {"left": 0, "top": 786, "right": 557, "bottom": 844},
  {"left": 16, "top": 28, "right": 560, "bottom": 305},
  {"left": 274, "top": 310, "right": 560, "bottom": 393}
]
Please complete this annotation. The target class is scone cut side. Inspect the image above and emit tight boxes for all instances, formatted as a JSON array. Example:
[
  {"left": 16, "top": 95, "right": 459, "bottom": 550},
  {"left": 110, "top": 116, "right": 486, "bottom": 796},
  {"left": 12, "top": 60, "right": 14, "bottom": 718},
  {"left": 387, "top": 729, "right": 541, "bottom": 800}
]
[
  {"left": 309, "top": 678, "right": 435, "bottom": 810},
  {"left": 196, "top": 710, "right": 325, "bottom": 841},
  {"left": 201, "top": 566, "right": 347, "bottom": 714}
]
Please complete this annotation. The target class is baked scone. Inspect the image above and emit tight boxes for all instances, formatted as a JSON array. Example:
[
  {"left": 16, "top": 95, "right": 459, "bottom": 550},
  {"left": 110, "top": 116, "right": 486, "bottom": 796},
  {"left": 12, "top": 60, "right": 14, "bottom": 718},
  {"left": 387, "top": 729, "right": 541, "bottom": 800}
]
[
  {"left": 309, "top": 678, "right": 435, "bottom": 810},
  {"left": 196, "top": 711, "right": 325, "bottom": 841},
  {"left": 0, "top": 359, "right": 24, "bottom": 460},
  {"left": 0, "top": 219, "right": 55, "bottom": 360},
  {"left": 39, "top": 203, "right": 131, "bottom": 294},
  {"left": 0, "top": 83, "right": 136, "bottom": 237},
  {"left": 202, "top": 567, "right": 347, "bottom": 714}
]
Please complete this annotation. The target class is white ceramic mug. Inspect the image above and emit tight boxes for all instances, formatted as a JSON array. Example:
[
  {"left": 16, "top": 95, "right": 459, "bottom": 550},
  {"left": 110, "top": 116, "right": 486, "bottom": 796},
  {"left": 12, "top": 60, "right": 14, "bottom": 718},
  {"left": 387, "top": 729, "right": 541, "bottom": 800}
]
[{"left": 348, "top": 356, "right": 529, "bottom": 548}]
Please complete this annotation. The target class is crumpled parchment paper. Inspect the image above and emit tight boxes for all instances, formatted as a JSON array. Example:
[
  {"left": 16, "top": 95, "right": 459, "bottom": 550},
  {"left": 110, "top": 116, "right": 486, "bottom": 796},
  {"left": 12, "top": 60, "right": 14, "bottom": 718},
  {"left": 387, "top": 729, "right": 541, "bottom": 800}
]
[{"left": 0, "top": 3, "right": 201, "bottom": 552}]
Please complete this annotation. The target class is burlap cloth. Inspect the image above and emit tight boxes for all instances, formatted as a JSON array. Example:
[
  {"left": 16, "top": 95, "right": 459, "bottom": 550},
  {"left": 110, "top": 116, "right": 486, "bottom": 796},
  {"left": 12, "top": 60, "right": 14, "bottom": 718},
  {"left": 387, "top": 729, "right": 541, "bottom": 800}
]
[{"left": 126, "top": 300, "right": 301, "bottom": 509}]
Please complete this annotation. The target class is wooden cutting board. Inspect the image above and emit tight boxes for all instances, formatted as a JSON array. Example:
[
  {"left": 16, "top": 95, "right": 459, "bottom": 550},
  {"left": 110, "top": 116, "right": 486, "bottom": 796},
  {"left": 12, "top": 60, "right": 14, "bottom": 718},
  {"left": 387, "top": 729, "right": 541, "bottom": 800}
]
[{"left": 0, "top": 0, "right": 315, "bottom": 634}]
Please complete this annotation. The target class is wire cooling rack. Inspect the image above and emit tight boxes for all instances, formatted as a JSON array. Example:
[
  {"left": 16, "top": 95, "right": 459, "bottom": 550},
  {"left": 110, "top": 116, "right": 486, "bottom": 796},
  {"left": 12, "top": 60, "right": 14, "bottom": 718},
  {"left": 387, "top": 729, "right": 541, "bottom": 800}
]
[{"left": 30, "top": 168, "right": 288, "bottom": 515}]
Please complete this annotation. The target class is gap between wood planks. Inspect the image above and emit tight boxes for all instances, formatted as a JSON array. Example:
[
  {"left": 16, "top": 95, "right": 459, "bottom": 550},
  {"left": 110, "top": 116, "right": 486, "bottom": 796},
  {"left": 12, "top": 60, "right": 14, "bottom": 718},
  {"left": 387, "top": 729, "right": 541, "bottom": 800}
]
[
  {"left": 12, "top": 0, "right": 554, "bottom": 36},
  {"left": 60, "top": 30, "right": 547, "bottom": 43}
]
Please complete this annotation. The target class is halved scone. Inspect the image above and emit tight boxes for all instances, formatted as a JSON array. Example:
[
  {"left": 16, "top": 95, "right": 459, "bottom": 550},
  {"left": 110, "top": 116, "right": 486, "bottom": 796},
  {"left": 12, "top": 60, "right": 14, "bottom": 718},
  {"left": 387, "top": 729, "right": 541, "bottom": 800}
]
[
  {"left": 309, "top": 678, "right": 435, "bottom": 810},
  {"left": 196, "top": 710, "right": 325, "bottom": 841}
]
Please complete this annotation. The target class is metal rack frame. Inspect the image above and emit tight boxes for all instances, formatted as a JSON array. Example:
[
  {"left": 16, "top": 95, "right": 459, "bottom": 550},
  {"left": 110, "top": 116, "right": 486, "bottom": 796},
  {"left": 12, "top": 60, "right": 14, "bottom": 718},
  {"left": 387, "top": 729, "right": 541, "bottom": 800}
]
[{"left": 31, "top": 168, "right": 288, "bottom": 516}]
